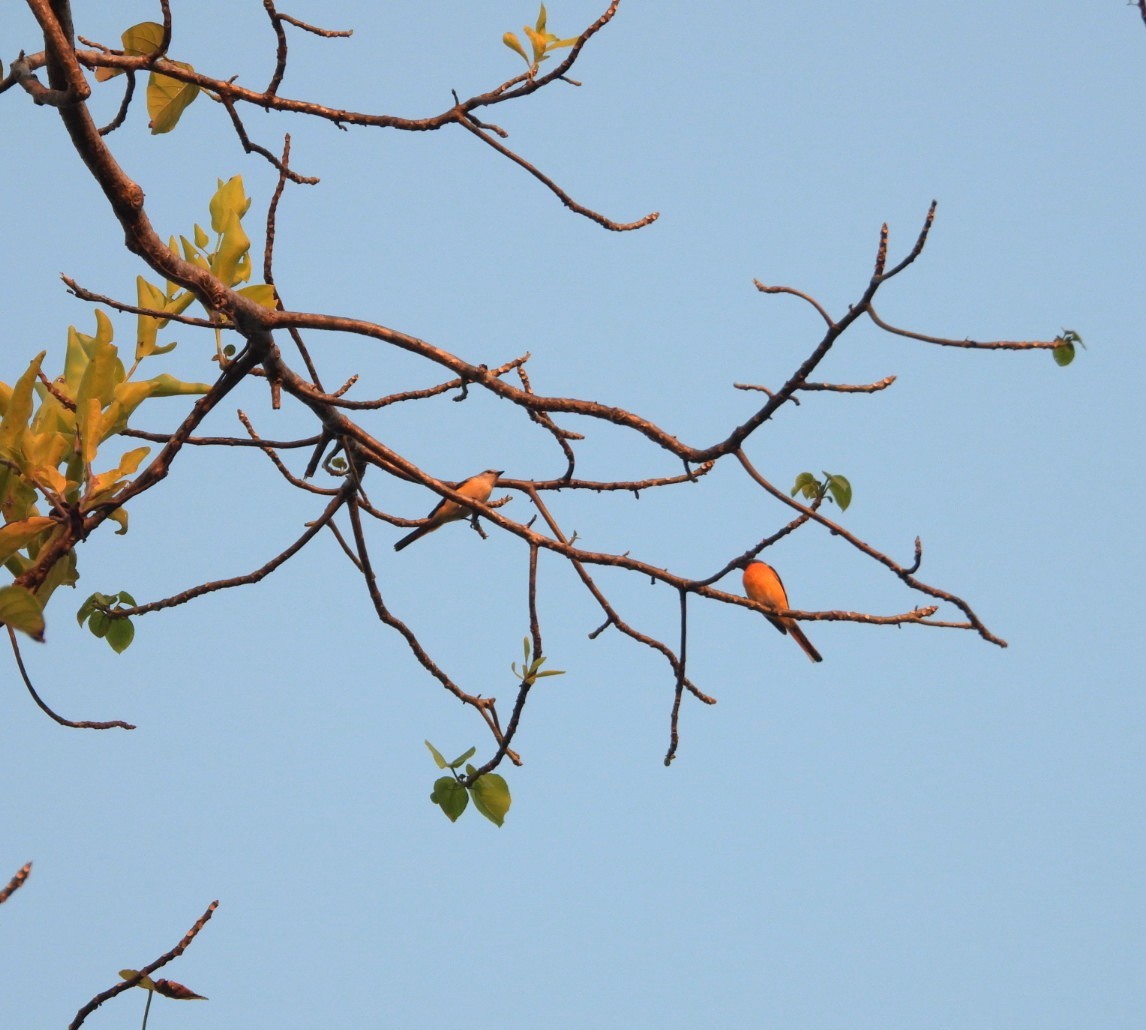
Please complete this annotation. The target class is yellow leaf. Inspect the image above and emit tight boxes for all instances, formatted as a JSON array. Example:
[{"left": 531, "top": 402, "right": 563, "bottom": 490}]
[
  {"left": 0, "top": 353, "right": 46, "bottom": 460},
  {"left": 121, "top": 21, "right": 165, "bottom": 57},
  {"left": 503, "top": 31, "right": 529, "bottom": 64},
  {"left": 119, "top": 970, "right": 158, "bottom": 991},
  {"left": 87, "top": 446, "right": 150, "bottom": 502},
  {"left": 147, "top": 62, "right": 200, "bottom": 134},
  {"left": 77, "top": 399, "right": 104, "bottom": 465},
  {"left": 0, "top": 516, "right": 55, "bottom": 563},
  {"left": 135, "top": 276, "right": 168, "bottom": 361},
  {"left": 209, "top": 176, "right": 251, "bottom": 232},
  {"left": 237, "top": 283, "right": 279, "bottom": 310},
  {"left": 210, "top": 211, "right": 251, "bottom": 289}
]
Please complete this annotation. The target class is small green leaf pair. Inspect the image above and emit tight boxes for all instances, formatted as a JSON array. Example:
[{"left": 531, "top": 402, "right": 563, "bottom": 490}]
[
  {"left": 511, "top": 635, "right": 566, "bottom": 687},
  {"left": 425, "top": 741, "right": 512, "bottom": 827},
  {"left": 77, "top": 590, "right": 137, "bottom": 653},
  {"left": 503, "top": 5, "right": 578, "bottom": 75},
  {"left": 791, "top": 471, "right": 852, "bottom": 511}
]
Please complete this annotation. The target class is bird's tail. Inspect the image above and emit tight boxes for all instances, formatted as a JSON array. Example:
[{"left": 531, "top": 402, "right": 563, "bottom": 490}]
[
  {"left": 393, "top": 527, "right": 426, "bottom": 552},
  {"left": 787, "top": 622, "right": 823, "bottom": 663}
]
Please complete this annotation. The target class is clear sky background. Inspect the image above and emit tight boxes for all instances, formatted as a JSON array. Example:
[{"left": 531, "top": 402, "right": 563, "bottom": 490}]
[{"left": 2, "top": 2, "right": 1144, "bottom": 1027}]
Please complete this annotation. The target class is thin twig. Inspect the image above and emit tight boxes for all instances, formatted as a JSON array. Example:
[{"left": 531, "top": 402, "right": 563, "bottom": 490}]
[
  {"left": 9, "top": 627, "right": 135, "bottom": 730},
  {"left": 0, "top": 862, "right": 32, "bottom": 905}
]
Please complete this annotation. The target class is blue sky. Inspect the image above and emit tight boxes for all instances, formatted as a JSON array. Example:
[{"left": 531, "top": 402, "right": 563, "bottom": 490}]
[{"left": 2, "top": 2, "right": 1144, "bottom": 1027}]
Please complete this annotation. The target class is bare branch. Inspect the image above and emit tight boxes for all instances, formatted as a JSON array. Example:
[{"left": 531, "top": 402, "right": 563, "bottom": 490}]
[
  {"left": 456, "top": 113, "right": 659, "bottom": 232},
  {"left": 0, "top": 862, "right": 33, "bottom": 905},
  {"left": 70, "top": 899, "right": 218, "bottom": 1029},
  {"left": 753, "top": 280, "right": 835, "bottom": 327},
  {"left": 109, "top": 480, "right": 355, "bottom": 618},
  {"left": 800, "top": 375, "right": 897, "bottom": 393},
  {"left": 868, "top": 306, "right": 1062, "bottom": 351},
  {"left": 8, "top": 628, "right": 135, "bottom": 730}
]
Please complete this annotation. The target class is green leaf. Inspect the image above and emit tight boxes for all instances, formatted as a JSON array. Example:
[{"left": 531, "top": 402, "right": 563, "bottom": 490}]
[
  {"left": 826, "top": 473, "right": 852, "bottom": 511},
  {"left": 424, "top": 740, "right": 448, "bottom": 769},
  {"left": 0, "top": 584, "right": 45, "bottom": 641},
  {"left": 470, "top": 773, "right": 511, "bottom": 827},
  {"left": 77, "top": 591, "right": 111, "bottom": 627},
  {"left": 430, "top": 776, "right": 469, "bottom": 822},
  {"left": 87, "top": 609, "right": 110, "bottom": 638},
  {"left": 790, "top": 471, "right": 818, "bottom": 501},
  {"left": 535, "top": 668, "right": 566, "bottom": 678},
  {"left": 147, "top": 62, "right": 200, "bottom": 134},
  {"left": 449, "top": 746, "right": 477, "bottom": 770},
  {"left": 1053, "top": 328, "right": 1084, "bottom": 367},
  {"left": 105, "top": 616, "right": 135, "bottom": 654}
]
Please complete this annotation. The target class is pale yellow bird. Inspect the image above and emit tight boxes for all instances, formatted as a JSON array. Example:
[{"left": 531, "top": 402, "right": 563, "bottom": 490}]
[
  {"left": 393, "top": 469, "right": 503, "bottom": 552},
  {"left": 742, "top": 560, "right": 823, "bottom": 663}
]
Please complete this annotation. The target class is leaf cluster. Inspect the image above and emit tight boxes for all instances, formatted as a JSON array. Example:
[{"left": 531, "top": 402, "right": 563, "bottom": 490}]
[
  {"left": 503, "top": 4, "right": 578, "bottom": 75},
  {"left": 426, "top": 741, "right": 512, "bottom": 827},
  {"left": 790, "top": 471, "right": 852, "bottom": 511},
  {"left": 511, "top": 635, "right": 566, "bottom": 687},
  {"left": 0, "top": 176, "right": 273, "bottom": 644},
  {"left": 77, "top": 590, "right": 137, "bottom": 653},
  {"left": 94, "top": 22, "right": 201, "bottom": 134}
]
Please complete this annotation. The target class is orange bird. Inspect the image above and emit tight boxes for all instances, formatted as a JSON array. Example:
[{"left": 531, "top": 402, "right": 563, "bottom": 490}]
[{"left": 742, "top": 560, "right": 823, "bottom": 663}]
